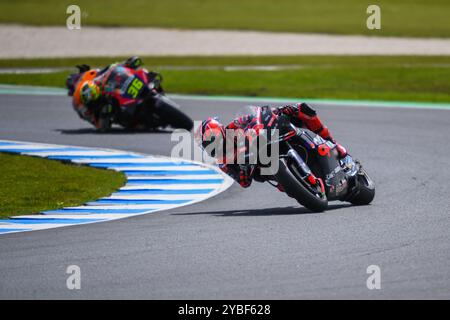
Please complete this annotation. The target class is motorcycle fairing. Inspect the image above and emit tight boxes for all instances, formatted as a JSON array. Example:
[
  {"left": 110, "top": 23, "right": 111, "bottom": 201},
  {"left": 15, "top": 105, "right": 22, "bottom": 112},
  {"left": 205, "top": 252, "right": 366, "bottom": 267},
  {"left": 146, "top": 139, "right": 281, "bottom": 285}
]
[{"left": 292, "top": 129, "right": 351, "bottom": 200}]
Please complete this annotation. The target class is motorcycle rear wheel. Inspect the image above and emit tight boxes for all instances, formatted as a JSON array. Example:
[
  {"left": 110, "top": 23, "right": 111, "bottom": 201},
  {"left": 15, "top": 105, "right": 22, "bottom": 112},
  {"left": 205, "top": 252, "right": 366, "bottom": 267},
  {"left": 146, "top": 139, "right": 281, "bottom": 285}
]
[{"left": 275, "top": 158, "right": 328, "bottom": 212}]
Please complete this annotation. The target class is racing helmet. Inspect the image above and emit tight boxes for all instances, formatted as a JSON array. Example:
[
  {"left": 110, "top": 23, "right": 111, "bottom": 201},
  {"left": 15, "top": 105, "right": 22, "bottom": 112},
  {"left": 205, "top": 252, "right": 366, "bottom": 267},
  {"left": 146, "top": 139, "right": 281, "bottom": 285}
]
[
  {"left": 79, "top": 80, "right": 100, "bottom": 105},
  {"left": 195, "top": 117, "right": 225, "bottom": 157}
]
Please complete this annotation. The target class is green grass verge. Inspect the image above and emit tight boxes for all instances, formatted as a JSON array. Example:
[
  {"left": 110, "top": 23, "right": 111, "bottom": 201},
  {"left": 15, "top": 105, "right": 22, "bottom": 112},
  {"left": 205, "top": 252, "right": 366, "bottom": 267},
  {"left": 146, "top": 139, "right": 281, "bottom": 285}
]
[
  {"left": 2, "top": 55, "right": 450, "bottom": 69},
  {"left": 1, "top": 56, "right": 450, "bottom": 103},
  {"left": 0, "top": 153, "right": 126, "bottom": 218},
  {"left": 1, "top": 0, "right": 450, "bottom": 38}
]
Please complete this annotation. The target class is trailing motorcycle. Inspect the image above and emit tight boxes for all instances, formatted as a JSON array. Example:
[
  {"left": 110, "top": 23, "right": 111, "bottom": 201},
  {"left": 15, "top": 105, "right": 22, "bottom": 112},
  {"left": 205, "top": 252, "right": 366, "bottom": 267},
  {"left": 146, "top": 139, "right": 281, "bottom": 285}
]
[{"left": 66, "top": 63, "right": 193, "bottom": 131}]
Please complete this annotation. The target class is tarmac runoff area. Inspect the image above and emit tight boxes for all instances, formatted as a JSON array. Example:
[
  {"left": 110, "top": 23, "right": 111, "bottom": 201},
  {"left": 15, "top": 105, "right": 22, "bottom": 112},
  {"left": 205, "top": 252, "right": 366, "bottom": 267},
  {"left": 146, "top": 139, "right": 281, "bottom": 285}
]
[{"left": 1, "top": 25, "right": 450, "bottom": 58}]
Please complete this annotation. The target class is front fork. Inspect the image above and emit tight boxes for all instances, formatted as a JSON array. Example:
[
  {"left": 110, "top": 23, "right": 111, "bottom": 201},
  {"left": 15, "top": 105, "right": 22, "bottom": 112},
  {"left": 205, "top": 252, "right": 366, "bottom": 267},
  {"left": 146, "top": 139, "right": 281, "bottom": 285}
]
[
  {"left": 283, "top": 141, "right": 324, "bottom": 193},
  {"left": 286, "top": 148, "right": 312, "bottom": 177}
]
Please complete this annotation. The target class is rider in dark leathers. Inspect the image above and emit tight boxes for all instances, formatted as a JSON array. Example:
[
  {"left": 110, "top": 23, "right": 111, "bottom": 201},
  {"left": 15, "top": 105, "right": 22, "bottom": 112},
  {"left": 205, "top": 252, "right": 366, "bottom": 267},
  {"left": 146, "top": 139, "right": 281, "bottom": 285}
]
[{"left": 196, "top": 103, "right": 347, "bottom": 190}]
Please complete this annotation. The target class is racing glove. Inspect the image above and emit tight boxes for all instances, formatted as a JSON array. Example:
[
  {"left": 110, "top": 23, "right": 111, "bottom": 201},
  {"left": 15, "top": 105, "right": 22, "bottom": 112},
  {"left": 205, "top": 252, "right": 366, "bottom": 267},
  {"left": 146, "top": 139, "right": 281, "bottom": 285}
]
[
  {"left": 220, "top": 164, "right": 254, "bottom": 188},
  {"left": 76, "top": 64, "right": 91, "bottom": 73},
  {"left": 277, "top": 103, "right": 348, "bottom": 158},
  {"left": 276, "top": 104, "right": 297, "bottom": 116}
]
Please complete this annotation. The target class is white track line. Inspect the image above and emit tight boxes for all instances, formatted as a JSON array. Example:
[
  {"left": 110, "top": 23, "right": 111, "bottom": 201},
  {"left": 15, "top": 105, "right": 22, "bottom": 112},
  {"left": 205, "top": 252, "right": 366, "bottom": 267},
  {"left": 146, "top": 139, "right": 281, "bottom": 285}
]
[
  {"left": 22, "top": 151, "right": 130, "bottom": 157},
  {"left": 126, "top": 174, "right": 224, "bottom": 180},
  {"left": 109, "top": 166, "right": 213, "bottom": 171},
  {"left": 10, "top": 214, "right": 142, "bottom": 220},
  {"left": 105, "top": 194, "right": 207, "bottom": 200},
  {"left": 119, "top": 184, "right": 217, "bottom": 190}
]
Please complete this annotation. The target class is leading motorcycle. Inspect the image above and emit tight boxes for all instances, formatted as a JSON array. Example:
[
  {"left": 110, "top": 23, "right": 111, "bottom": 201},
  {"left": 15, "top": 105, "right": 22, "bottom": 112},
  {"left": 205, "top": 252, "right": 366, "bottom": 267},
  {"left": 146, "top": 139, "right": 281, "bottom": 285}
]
[{"left": 240, "top": 106, "right": 375, "bottom": 212}]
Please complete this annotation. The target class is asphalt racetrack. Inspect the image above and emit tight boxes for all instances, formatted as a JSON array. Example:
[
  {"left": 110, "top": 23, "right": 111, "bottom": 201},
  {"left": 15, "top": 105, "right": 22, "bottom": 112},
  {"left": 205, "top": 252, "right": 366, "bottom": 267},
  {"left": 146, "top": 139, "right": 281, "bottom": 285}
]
[{"left": 0, "top": 93, "right": 449, "bottom": 299}]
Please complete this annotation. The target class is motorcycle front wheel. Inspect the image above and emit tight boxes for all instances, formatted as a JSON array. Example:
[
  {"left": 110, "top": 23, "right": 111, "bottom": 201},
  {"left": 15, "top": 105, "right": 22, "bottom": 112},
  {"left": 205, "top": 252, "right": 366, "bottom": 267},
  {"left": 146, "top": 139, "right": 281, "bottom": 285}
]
[
  {"left": 97, "top": 105, "right": 113, "bottom": 132},
  {"left": 275, "top": 158, "right": 328, "bottom": 212},
  {"left": 152, "top": 95, "right": 194, "bottom": 131}
]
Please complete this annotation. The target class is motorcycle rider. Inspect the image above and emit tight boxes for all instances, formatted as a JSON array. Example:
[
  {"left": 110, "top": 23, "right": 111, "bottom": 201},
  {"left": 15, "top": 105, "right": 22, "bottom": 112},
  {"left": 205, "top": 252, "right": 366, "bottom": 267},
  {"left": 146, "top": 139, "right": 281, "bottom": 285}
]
[
  {"left": 66, "top": 56, "right": 159, "bottom": 131},
  {"left": 195, "top": 103, "right": 347, "bottom": 190}
]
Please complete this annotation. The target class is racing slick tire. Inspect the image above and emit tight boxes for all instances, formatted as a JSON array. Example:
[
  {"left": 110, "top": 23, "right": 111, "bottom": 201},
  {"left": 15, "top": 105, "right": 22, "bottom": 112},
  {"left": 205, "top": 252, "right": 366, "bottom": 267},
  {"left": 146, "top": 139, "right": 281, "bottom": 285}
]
[
  {"left": 275, "top": 158, "right": 328, "bottom": 212},
  {"left": 348, "top": 168, "right": 375, "bottom": 206},
  {"left": 153, "top": 95, "right": 194, "bottom": 131}
]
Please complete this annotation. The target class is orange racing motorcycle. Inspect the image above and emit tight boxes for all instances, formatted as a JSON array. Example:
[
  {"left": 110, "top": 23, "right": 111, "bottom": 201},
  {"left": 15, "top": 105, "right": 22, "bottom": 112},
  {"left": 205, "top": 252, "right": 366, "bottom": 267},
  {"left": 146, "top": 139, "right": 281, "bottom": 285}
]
[{"left": 66, "top": 59, "right": 193, "bottom": 132}]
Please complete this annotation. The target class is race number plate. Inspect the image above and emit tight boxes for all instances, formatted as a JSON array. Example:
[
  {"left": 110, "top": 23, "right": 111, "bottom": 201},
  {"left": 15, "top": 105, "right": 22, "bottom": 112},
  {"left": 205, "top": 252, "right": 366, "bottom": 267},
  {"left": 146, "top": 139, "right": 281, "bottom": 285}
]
[{"left": 126, "top": 77, "right": 144, "bottom": 98}]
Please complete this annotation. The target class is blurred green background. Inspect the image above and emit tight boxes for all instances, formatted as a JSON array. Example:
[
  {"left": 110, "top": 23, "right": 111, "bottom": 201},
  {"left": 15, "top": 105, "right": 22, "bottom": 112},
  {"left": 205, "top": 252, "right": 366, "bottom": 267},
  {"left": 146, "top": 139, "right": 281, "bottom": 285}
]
[
  {"left": 1, "top": 56, "right": 450, "bottom": 103},
  {"left": 1, "top": 0, "right": 449, "bottom": 37}
]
